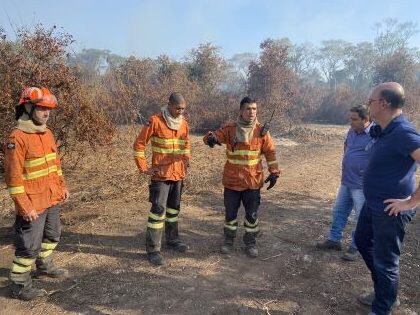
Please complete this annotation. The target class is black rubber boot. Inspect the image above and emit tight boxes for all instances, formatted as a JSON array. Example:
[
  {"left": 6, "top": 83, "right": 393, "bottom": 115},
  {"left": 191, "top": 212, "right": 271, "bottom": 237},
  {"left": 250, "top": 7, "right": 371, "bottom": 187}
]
[
  {"left": 165, "top": 222, "right": 190, "bottom": 252},
  {"left": 243, "top": 232, "right": 259, "bottom": 258},
  {"left": 146, "top": 227, "right": 164, "bottom": 254},
  {"left": 220, "top": 237, "right": 234, "bottom": 254},
  {"left": 146, "top": 227, "right": 165, "bottom": 265},
  {"left": 35, "top": 256, "right": 68, "bottom": 279},
  {"left": 10, "top": 271, "right": 46, "bottom": 301},
  {"left": 147, "top": 252, "right": 164, "bottom": 266}
]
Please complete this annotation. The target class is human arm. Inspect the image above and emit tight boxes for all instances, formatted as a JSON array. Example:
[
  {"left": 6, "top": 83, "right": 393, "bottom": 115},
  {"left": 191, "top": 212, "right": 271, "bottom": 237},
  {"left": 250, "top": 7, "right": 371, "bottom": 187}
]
[
  {"left": 4, "top": 136, "right": 38, "bottom": 220},
  {"left": 133, "top": 119, "right": 158, "bottom": 175},
  {"left": 384, "top": 148, "right": 420, "bottom": 215}
]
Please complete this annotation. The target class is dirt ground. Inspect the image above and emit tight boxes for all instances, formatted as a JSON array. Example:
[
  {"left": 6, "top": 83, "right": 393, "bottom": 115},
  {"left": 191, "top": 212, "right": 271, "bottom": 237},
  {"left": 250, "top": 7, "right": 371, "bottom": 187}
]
[{"left": 0, "top": 125, "right": 419, "bottom": 315}]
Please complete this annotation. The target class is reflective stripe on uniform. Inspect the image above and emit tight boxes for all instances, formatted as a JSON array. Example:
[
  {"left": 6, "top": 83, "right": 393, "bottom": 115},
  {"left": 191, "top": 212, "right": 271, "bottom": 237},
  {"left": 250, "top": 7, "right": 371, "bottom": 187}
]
[
  {"left": 227, "top": 150, "right": 260, "bottom": 156},
  {"left": 13, "top": 256, "right": 35, "bottom": 266},
  {"left": 41, "top": 242, "right": 58, "bottom": 250},
  {"left": 244, "top": 218, "right": 259, "bottom": 233},
  {"left": 22, "top": 165, "right": 58, "bottom": 180},
  {"left": 224, "top": 224, "right": 238, "bottom": 230},
  {"left": 133, "top": 150, "right": 145, "bottom": 158},
  {"left": 151, "top": 136, "right": 186, "bottom": 145},
  {"left": 149, "top": 212, "right": 165, "bottom": 221},
  {"left": 152, "top": 147, "right": 190, "bottom": 155},
  {"left": 166, "top": 216, "right": 179, "bottom": 222},
  {"left": 8, "top": 186, "right": 25, "bottom": 195},
  {"left": 244, "top": 218, "right": 259, "bottom": 228},
  {"left": 245, "top": 226, "right": 260, "bottom": 233},
  {"left": 227, "top": 158, "right": 261, "bottom": 166},
  {"left": 24, "top": 152, "right": 57, "bottom": 168},
  {"left": 11, "top": 263, "right": 32, "bottom": 273},
  {"left": 38, "top": 249, "right": 53, "bottom": 258},
  {"left": 166, "top": 208, "right": 180, "bottom": 215},
  {"left": 147, "top": 221, "right": 164, "bottom": 229},
  {"left": 224, "top": 218, "right": 238, "bottom": 230},
  {"left": 267, "top": 160, "right": 278, "bottom": 165}
]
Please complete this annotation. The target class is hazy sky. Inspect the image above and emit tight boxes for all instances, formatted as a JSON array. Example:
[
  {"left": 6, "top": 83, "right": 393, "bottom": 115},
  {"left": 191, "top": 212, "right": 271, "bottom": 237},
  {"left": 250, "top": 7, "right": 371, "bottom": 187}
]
[{"left": 1, "top": 0, "right": 419, "bottom": 59}]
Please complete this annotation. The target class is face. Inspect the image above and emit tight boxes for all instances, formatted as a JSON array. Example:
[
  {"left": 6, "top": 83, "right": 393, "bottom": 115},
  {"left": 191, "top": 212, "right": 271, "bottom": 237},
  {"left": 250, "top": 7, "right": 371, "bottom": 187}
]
[
  {"left": 349, "top": 111, "right": 367, "bottom": 132},
  {"left": 32, "top": 106, "right": 51, "bottom": 124},
  {"left": 240, "top": 102, "right": 257, "bottom": 122},
  {"left": 367, "top": 88, "right": 384, "bottom": 121},
  {"left": 168, "top": 101, "right": 186, "bottom": 118}
]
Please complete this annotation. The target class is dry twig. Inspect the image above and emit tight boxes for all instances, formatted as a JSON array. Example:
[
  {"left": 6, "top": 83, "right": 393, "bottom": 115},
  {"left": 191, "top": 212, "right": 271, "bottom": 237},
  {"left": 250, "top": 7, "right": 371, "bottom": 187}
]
[{"left": 261, "top": 253, "right": 282, "bottom": 261}]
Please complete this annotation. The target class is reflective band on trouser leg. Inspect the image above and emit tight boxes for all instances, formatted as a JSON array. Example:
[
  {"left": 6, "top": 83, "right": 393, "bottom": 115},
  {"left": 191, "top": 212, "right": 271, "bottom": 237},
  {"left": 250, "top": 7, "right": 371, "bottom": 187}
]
[
  {"left": 224, "top": 219, "right": 238, "bottom": 231},
  {"left": 11, "top": 256, "right": 35, "bottom": 274},
  {"left": 166, "top": 207, "right": 179, "bottom": 223},
  {"left": 147, "top": 211, "right": 165, "bottom": 229},
  {"left": 244, "top": 218, "right": 259, "bottom": 233},
  {"left": 38, "top": 242, "right": 58, "bottom": 258}
]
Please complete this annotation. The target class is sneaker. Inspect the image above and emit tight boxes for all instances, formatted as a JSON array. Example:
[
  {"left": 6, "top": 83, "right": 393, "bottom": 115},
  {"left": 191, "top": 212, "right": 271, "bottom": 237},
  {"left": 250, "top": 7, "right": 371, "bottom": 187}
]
[
  {"left": 358, "top": 291, "right": 400, "bottom": 308},
  {"left": 316, "top": 239, "right": 342, "bottom": 251},
  {"left": 245, "top": 245, "right": 259, "bottom": 258},
  {"left": 167, "top": 241, "right": 190, "bottom": 253},
  {"left": 341, "top": 247, "right": 359, "bottom": 261},
  {"left": 147, "top": 252, "right": 164, "bottom": 266},
  {"left": 10, "top": 284, "right": 46, "bottom": 301}
]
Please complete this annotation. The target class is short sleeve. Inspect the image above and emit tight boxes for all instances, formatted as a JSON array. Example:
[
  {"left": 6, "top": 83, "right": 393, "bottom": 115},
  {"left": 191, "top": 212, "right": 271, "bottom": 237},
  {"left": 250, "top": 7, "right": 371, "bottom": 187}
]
[{"left": 396, "top": 127, "right": 420, "bottom": 157}]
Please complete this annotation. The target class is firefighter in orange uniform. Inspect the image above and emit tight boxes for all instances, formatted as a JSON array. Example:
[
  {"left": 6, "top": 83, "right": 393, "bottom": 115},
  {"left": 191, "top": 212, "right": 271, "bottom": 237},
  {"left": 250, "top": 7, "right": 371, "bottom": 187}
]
[
  {"left": 4, "top": 87, "right": 70, "bottom": 300},
  {"left": 203, "top": 97, "right": 280, "bottom": 258},
  {"left": 134, "top": 92, "right": 190, "bottom": 266}
]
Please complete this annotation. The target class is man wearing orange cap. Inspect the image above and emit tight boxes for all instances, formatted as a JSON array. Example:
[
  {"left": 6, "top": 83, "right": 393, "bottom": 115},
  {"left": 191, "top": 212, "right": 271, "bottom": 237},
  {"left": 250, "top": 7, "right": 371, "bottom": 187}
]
[{"left": 4, "top": 87, "right": 70, "bottom": 300}]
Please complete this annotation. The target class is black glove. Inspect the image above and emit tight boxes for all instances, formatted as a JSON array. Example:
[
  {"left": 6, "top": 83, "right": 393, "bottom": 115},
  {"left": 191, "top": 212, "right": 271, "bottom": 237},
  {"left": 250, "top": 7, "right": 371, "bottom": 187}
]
[
  {"left": 207, "top": 134, "right": 220, "bottom": 148},
  {"left": 264, "top": 174, "right": 279, "bottom": 190}
]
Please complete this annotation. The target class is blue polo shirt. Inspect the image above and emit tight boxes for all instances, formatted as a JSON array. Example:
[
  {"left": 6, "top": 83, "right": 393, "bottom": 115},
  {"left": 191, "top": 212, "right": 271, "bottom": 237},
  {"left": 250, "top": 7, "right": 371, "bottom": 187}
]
[
  {"left": 363, "top": 114, "right": 420, "bottom": 212},
  {"left": 341, "top": 123, "right": 373, "bottom": 189}
]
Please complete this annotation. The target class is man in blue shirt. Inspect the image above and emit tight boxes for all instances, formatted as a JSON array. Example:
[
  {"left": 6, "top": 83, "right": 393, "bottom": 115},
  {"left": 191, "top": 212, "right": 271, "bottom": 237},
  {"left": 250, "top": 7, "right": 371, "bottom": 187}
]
[
  {"left": 355, "top": 82, "right": 420, "bottom": 315},
  {"left": 316, "top": 105, "right": 372, "bottom": 261}
]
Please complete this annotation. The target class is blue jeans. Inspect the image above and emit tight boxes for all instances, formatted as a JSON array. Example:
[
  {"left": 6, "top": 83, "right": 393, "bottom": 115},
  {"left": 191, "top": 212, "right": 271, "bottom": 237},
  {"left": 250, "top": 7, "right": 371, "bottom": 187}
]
[
  {"left": 355, "top": 204, "right": 415, "bottom": 315},
  {"left": 328, "top": 184, "right": 365, "bottom": 248}
]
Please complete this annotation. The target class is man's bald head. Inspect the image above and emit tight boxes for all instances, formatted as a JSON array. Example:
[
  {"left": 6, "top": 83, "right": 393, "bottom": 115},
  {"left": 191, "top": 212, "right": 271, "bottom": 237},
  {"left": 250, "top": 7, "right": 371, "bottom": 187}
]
[{"left": 373, "top": 82, "right": 405, "bottom": 109}]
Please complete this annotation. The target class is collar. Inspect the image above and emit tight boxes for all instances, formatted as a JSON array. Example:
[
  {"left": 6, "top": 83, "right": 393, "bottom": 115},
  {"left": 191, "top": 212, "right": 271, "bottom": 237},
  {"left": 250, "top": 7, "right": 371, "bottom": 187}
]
[
  {"left": 363, "top": 122, "right": 374, "bottom": 134},
  {"left": 353, "top": 122, "right": 373, "bottom": 135},
  {"left": 381, "top": 113, "right": 405, "bottom": 136}
]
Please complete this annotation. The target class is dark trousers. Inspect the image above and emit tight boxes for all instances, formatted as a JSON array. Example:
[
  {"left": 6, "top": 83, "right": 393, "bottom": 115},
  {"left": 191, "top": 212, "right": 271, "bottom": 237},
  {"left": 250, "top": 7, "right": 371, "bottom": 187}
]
[
  {"left": 14, "top": 205, "right": 61, "bottom": 258},
  {"left": 10, "top": 205, "right": 61, "bottom": 286},
  {"left": 146, "top": 180, "right": 183, "bottom": 253},
  {"left": 355, "top": 203, "right": 415, "bottom": 315},
  {"left": 224, "top": 188, "right": 261, "bottom": 245}
]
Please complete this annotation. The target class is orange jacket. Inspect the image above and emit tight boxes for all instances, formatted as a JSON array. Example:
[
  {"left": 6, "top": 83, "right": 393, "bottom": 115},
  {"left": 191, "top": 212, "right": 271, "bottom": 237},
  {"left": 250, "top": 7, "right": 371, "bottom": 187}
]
[
  {"left": 133, "top": 113, "right": 190, "bottom": 181},
  {"left": 203, "top": 122, "right": 279, "bottom": 191},
  {"left": 4, "top": 128, "right": 68, "bottom": 216}
]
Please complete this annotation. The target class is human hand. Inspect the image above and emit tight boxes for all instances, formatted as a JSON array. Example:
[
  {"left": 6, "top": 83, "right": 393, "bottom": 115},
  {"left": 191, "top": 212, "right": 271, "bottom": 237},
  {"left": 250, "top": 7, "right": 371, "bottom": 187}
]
[
  {"left": 264, "top": 174, "right": 279, "bottom": 190},
  {"left": 384, "top": 197, "right": 414, "bottom": 216},
  {"left": 23, "top": 210, "right": 39, "bottom": 222},
  {"left": 63, "top": 189, "right": 70, "bottom": 202},
  {"left": 206, "top": 133, "right": 220, "bottom": 148},
  {"left": 144, "top": 168, "right": 159, "bottom": 176}
]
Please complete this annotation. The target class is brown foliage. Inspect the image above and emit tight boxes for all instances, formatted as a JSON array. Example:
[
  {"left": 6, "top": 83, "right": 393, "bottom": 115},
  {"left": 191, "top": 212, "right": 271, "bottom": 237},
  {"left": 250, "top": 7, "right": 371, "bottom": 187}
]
[
  {"left": 0, "top": 25, "right": 115, "bottom": 167},
  {"left": 247, "top": 39, "right": 298, "bottom": 131}
]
